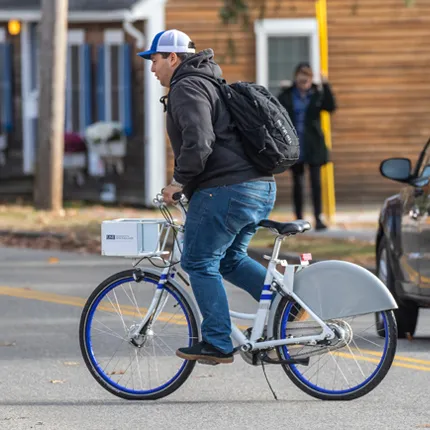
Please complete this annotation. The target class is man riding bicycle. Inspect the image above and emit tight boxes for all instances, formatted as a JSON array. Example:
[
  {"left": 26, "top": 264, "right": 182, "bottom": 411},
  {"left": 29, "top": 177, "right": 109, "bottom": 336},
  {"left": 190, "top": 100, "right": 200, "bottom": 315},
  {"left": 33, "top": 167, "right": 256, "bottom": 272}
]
[{"left": 138, "top": 29, "right": 276, "bottom": 364}]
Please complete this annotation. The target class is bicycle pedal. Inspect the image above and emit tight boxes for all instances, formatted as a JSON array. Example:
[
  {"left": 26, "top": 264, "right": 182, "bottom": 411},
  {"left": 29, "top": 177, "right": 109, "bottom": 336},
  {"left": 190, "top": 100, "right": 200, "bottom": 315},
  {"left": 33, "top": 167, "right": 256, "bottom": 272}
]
[{"left": 197, "top": 359, "right": 220, "bottom": 366}]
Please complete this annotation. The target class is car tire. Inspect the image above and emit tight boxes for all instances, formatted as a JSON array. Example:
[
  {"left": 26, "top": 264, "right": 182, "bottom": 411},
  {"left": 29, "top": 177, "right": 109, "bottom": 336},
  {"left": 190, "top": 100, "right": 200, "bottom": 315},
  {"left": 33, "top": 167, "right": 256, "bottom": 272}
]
[{"left": 376, "top": 236, "right": 419, "bottom": 339}]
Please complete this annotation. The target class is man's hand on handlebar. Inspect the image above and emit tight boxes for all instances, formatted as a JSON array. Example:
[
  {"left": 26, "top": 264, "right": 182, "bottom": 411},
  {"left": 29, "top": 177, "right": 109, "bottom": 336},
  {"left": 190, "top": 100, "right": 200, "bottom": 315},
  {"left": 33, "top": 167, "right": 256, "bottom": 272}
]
[{"left": 162, "top": 184, "right": 183, "bottom": 205}]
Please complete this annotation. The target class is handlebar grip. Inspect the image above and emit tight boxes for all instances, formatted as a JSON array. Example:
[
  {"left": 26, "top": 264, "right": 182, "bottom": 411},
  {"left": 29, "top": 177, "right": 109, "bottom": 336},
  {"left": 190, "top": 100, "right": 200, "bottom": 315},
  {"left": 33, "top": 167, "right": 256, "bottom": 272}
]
[{"left": 172, "top": 192, "right": 183, "bottom": 202}]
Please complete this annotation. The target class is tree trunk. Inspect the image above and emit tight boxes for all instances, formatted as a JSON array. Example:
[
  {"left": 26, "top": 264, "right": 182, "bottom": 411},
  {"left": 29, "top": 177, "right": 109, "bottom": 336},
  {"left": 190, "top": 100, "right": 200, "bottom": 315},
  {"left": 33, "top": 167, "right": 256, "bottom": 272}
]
[{"left": 34, "top": 0, "right": 69, "bottom": 211}]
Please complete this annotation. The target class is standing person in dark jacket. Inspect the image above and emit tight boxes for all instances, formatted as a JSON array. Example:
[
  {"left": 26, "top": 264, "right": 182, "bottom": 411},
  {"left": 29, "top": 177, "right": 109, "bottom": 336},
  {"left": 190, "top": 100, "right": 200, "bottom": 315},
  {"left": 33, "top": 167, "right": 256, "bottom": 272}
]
[
  {"left": 138, "top": 29, "right": 276, "bottom": 364},
  {"left": 278, "top": 62, "right": 336, "bottom": 230}
]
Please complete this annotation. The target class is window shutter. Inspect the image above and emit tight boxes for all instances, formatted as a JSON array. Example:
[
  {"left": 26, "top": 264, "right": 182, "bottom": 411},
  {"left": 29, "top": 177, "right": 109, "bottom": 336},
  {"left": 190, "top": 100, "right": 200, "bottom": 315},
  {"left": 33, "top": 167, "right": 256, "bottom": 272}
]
[
  {"left": 119, "top": 43, "right": 133, "bottom": 136},
  {"left": 80, "top": 44, "right": 92, "bottom": 132},
  {"left": 97, "top": 45, "right": 106, "bottom": 122},
  {"left": 0, "top": 43, "right": 13, "bottom": 132}
]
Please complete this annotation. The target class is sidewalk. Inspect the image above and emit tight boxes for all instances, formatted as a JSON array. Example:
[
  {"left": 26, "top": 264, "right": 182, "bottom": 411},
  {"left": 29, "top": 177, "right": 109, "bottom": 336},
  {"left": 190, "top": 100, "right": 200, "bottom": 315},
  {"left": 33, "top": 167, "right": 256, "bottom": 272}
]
[
  {"left": 248, "top": 202, "right": 380, "bottom": 272},
  {"left": 0, "top": 202, "right": 380, "bottom": 272},
  {"left": 269, "top": 202, "right": 380, "bottom": 241}
]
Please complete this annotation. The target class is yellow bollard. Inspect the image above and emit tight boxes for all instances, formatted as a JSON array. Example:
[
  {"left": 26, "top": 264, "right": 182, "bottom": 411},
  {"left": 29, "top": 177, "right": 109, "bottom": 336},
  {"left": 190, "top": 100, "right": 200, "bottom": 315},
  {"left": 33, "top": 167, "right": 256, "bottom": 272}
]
[{"left": 315, "top": 0, "right": 336, "bottom": 223}]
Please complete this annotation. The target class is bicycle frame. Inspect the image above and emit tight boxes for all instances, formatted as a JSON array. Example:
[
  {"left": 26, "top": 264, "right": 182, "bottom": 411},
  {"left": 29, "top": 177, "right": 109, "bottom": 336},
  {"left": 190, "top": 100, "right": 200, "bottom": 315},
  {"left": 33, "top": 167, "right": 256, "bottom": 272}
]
[{"left": 131, "top": 198, "right": 336, "bottom": 351}]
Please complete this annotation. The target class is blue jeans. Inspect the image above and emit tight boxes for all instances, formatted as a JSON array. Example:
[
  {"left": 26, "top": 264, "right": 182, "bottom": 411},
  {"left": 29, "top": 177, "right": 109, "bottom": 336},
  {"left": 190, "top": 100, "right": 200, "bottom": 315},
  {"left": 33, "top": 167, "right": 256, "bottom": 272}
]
[{"left": 180, "top": 181, "right": 276, "bottom": 354}]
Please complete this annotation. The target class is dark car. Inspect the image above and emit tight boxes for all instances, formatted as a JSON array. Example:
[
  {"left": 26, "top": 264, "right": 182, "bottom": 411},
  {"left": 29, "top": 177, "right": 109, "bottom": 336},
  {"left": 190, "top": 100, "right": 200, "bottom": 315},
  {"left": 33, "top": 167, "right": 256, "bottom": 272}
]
[{"left": 376, "top": 137, "right": 430, "bottom": 338}]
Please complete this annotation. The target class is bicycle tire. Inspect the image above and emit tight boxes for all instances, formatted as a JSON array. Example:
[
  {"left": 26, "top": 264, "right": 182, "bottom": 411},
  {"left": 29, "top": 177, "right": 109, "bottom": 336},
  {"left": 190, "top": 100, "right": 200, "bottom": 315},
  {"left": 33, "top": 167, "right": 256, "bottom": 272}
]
[
  {"left": 273, "top": 296, "right": 397, "bottom": 401},
  {"left": 79, "top": 269, "right": 198, "bottom": 400}
]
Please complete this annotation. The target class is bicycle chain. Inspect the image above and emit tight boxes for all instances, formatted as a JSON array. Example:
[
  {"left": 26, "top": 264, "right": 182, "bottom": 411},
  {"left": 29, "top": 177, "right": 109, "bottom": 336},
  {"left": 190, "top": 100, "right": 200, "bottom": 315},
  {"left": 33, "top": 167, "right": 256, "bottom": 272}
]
[{"left": 281, "top": 320, "right": 352, "bottom": 360}]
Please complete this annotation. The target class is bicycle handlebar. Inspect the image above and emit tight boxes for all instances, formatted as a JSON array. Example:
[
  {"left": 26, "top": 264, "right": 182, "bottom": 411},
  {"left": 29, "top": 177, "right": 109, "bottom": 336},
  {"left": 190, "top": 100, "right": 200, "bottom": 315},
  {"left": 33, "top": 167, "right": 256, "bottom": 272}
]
[
  {"left": 153, "top": 191, "right": 187, "bottom": 207},
  {"left": 172, "top": 192, "right": 183, "bottom": 202}
]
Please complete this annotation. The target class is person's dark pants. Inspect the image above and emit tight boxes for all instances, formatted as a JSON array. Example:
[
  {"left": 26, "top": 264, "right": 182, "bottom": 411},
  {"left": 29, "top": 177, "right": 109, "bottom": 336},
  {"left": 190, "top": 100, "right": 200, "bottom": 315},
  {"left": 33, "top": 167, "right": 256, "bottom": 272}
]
[{"left": 290, "top": 162, "right": 322, "bottom": 222}]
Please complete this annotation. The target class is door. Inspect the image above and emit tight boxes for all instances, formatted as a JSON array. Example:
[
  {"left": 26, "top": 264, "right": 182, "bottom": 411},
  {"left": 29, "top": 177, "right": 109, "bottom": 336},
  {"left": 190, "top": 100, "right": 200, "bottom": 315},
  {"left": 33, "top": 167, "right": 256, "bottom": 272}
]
[
  {"left": 415, "top": 142, "right": 430, "bottom": 295},
  {"left": 399, "top": 183, "right": 422, "bottom": 296}
]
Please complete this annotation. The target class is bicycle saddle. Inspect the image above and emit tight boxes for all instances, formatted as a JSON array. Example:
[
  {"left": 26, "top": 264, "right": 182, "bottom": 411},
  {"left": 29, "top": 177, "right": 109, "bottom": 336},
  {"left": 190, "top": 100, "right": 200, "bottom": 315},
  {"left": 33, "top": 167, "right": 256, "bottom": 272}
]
[{"left": 258, "top": 219, "right": 311, "bottom": 235}]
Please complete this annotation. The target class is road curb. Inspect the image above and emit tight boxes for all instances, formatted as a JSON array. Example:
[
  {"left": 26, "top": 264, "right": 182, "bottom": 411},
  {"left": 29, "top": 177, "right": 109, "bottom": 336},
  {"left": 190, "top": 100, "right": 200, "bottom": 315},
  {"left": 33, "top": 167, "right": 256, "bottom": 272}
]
[
  {"left": 0, "top": 230, "right": 66, "bottom": 239},
  {"left": 0, "top": 229, "right": 376, "bottom": 274}
]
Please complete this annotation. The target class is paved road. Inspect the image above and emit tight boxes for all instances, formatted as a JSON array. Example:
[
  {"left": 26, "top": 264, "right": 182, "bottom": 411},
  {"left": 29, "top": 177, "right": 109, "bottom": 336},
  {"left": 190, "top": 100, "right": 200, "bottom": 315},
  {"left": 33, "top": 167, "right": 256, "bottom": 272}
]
[{"left": 1, "top": 246, "right": 430, "bottom": 430}]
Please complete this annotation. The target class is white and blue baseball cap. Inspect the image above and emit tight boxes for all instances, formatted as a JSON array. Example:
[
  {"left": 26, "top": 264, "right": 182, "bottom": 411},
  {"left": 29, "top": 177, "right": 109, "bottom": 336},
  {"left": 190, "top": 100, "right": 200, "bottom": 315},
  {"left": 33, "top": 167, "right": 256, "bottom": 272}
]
[{"left": 137, "top": 29, "right": 196, "bottom": 60}]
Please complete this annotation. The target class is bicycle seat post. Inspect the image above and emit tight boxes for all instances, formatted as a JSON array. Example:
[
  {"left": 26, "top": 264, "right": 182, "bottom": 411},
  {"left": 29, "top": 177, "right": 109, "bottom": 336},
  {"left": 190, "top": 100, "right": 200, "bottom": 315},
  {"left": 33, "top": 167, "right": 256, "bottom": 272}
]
[{"left": 271, "top": 235, "right": 284, "bottom": 262}]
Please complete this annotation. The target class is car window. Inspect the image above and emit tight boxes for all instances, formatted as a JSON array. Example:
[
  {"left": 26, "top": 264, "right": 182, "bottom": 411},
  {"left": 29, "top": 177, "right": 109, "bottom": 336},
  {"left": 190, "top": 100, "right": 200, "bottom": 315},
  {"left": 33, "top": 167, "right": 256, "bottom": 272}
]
[
  {"left": 421, "top": 164, "right": 430, "bottom": 179},
  {"left": 416, "top": 143, "right": 430, "bottom": 179}
]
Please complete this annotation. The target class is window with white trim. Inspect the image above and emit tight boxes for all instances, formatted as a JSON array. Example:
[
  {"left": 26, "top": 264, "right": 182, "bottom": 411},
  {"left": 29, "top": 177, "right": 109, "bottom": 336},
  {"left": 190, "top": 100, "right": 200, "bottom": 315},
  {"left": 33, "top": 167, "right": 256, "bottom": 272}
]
[
  {"left": 254, "top": 19, "right": 320, "bottom": 97},
  {"left": 97, "top": 29, "right": 133, "bottom": 135},
  {"left": 66, "top": 29, "right": 92, "bottom": 135},
  {"left": 104, "top": 30, "right": 123, "bottom": 123}
]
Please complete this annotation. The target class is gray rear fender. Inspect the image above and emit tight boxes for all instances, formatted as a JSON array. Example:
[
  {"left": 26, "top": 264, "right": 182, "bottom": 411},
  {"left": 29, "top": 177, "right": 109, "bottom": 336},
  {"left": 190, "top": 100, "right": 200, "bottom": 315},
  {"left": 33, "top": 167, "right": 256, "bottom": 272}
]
[{"left": 267, "top": 260, "right": 397, "bottom": 338}]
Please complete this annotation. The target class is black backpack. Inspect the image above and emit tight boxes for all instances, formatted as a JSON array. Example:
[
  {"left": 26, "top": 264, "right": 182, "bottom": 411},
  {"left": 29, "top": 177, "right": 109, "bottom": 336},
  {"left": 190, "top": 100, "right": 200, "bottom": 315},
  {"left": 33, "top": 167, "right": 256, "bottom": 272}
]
[{"left": 170, "top": 74, "right": 300, "bottom": 174}]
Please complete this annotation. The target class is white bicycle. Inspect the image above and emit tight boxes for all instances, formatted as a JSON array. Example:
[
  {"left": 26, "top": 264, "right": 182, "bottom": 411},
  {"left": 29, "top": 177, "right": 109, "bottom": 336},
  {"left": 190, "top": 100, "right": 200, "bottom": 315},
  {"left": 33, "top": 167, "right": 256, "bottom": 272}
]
[{"left": 79, "top": 192, "right": 398, "bottom": 401}]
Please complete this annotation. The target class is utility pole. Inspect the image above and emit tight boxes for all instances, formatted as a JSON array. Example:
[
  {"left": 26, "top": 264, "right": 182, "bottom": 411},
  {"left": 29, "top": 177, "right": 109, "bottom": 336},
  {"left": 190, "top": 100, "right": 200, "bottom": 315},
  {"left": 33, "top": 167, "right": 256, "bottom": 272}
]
[{"left": 34, "top": 0, "right": 69, "bottom": 211}]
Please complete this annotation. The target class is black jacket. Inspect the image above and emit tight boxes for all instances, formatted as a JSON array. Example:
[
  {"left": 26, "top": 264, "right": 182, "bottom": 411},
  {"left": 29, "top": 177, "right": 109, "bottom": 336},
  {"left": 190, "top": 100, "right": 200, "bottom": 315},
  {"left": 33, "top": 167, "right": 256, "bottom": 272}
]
[
  {"left": 165, "top": 49, "right": 271, "bottom": 198},
  {"left": 278, "top": 83, "right": 336, "bottom": 166}
]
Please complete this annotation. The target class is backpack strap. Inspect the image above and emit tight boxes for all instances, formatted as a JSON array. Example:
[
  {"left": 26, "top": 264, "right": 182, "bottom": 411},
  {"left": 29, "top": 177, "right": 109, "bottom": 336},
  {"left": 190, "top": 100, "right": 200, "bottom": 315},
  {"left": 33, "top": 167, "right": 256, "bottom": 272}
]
[
  {"left": 170, "top": 72, "right": 225, "bottom": 89},
  {"left": 159, "top": 95, "right": 168, "bottom": 112},
  {"left": 169, "top": 73, "right": 251, "bottom": 164}
]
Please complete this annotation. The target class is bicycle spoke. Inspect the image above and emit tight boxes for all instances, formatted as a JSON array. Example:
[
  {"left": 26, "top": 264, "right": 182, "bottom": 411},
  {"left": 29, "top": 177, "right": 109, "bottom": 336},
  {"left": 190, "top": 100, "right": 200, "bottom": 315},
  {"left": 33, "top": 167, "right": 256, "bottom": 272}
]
[
  {"left": 329, "top": 351, "right": 350, "bottom": 387},
  {"left": 92, "top": 326, "right": 126, "bottom": 341},
  {"left": 101, "top": 340, "right": 128, "bottom": 374},
  {"left": 84, "top": 275, "right": 196, "bottom": 397},
  {"left": 152, "top": 335, "right": 177, "bottom": 356},
  {"left": 121, "top": 282, "right": 144, "bottom": 320},
  {"left": 280, "top": 304, "right": 395, "bottom": 398},
  {"left": 353, "top": 332, "right": 383, "bottom": 348},
  {"left": 350, "top": 337, "right": 376, "bottom": 375},
  {"left": 151, "top": 338, "right": 161, "bottom": 387},
  {"left": 106, "top": 293, "right": 128, "bottom": 333}
]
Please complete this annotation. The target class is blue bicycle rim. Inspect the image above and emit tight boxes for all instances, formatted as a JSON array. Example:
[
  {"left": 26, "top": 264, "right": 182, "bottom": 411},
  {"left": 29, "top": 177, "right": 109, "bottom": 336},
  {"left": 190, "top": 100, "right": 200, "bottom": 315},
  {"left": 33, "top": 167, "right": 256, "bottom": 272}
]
[
  {"left": 85, "top": 276, "right": 192, "bottom": 395},
  {"left": 280, "top": 302, "right": 389, "bottom": 395}
]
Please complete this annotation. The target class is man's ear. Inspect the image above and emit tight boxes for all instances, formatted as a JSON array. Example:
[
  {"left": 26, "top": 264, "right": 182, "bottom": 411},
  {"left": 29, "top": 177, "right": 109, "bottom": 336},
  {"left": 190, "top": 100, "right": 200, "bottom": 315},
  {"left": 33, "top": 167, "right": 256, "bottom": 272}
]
[{"left": 169, "top": 52, "right": 180, "bottom": 66}]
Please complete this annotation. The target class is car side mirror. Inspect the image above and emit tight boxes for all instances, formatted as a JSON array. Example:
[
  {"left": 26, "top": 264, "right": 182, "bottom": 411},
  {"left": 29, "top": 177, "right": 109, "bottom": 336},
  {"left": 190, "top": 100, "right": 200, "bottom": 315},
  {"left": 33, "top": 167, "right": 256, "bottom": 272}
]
[{"left": 380, "top": 158, "right": 412, "bottom": 183}]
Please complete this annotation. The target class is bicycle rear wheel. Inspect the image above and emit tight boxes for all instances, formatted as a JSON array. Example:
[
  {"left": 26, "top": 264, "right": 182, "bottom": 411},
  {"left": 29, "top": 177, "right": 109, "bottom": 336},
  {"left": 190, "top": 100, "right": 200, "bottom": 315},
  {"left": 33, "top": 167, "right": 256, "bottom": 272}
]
[
  {"left": 79, "top": 269, "right": 198, "bottom": 400},
  {"left": 273, "top": 297, "right": 397, "bottom": 400}
]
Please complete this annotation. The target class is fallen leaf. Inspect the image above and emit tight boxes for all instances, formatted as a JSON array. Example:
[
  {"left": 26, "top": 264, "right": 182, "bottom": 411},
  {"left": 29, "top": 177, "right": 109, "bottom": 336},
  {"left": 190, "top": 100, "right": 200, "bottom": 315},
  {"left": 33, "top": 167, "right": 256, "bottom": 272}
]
[
  {"left": 63, "top": 361, "right": 79, "bottom": 366},
  {"left": 0, "top": 341, "right": 16, "bottom": 347},
  {"left": 50, "top": 379, "right": 65, "bottom": 384}
]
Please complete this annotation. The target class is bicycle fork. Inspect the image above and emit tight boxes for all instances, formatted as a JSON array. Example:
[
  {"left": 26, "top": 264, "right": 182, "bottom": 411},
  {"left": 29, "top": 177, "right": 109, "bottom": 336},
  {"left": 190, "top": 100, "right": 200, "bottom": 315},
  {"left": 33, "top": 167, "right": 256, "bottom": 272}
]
[{"left": 129, "top": 267, "right": 171, "bottom": 340}]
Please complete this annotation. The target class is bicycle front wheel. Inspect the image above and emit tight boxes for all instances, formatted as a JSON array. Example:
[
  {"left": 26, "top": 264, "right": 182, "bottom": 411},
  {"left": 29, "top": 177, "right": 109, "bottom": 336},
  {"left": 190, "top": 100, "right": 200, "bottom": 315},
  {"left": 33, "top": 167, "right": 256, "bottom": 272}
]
[
  {"left": 273, "top": 297, "right": 397, "bottom": 401},
  {"left": 79, "top": 269, "right": 199, "bottom": 400}
]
